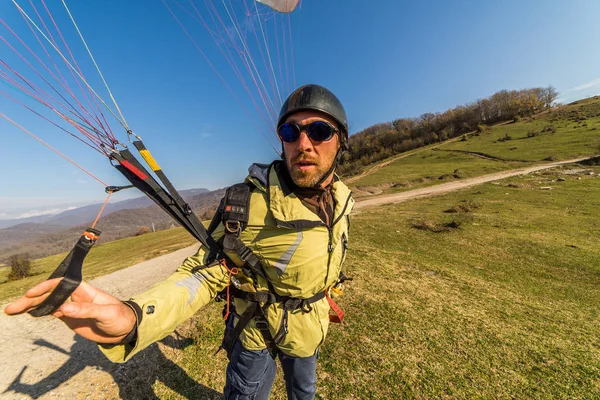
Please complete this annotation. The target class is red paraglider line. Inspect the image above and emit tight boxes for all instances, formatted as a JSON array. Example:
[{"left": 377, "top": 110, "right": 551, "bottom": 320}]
[
  {"left": 0, "top": 59, "right": 99, "bottom": 141},
  {"left": 280, "top": 12, "right": 289, "bottom": 96},
  {"left": 208, "top": 0, "right": 277, "bottom": 122},
  {"left": 162, "top": 0, "right": 279, "bottom": 154},
  {"left": 0, "top": 113, "right": 108, "bottom": 187},
  {"left": 24, "top": 1, "right": 91, "bottom": 126},
  {"left": 244, "top": 0, "right": 279, "bottom": 108},
  {"left": 0, "top": 70, "right": 112, "bottom": 151},
  {"left": 286, "top": 11, "right": 296, "bottom": 90},
  {"left": 25, "top": 0, "right": 104, "bottom": 135},
  {"left": 0, "top": 28, "right": 96, "bottom": 130},
  {"left": 0, "top": 66, "right": 111, "bottom": 150},
  {"left": 0, "top": 87, "right": 105, "bottom": 153},
  {"left": 273, "top": 13, "right": 284, "bottom": 100},
  {"left": 40, "top": 0, "right": 117, "bottom": 143},
  {"left": 186, "top": 0, "right": 272, "bottom": 132}
]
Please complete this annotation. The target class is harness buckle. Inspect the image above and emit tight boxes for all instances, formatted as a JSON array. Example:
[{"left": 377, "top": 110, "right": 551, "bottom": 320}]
[
  {"left": 225, "top": 220, "right": 241, "bottom": 234},
  {"left": 255, "top": 318, "right": 270, "bottom": 331},
  {"left": 300, "top": 300, "right": 313, "bottom": 313},
  {"left": 284, "top": 298, "right": 302, "bottom": 311}
]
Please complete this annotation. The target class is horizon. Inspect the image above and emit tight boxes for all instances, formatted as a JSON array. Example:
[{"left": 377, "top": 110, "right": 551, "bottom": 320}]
[{"left": 2, "top": 1, "right": 600, "bottom": 219}]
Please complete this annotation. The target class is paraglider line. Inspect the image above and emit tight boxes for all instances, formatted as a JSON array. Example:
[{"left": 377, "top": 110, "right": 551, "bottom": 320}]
[{"left": 1, "top": 113, "right": 108, "bottom": 187}]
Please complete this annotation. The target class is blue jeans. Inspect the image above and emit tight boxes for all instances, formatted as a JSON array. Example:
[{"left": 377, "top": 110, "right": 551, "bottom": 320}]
[{"left": 223, "top": 341, "right": 318, "bottom": 400}]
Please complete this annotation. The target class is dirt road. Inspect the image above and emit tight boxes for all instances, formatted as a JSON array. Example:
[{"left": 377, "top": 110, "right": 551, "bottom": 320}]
[
  {"left": 0, "top": 156, "right": 593, "bottom": 399},
  {"left": 0, "top": 245, "right": 200, "bottom": 399},
  {"left": 354, "top": 157, "right": 593, "bottom": 210}
]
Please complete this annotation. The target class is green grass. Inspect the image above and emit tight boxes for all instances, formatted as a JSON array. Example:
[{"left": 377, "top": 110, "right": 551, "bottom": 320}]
[
  {"left": 4, "top": 100, "right": 600, "bottom": 398},
  {"left": 0, "top": 227, "right": 197, "bottom": 303},
  {"left": 349, "top": 97, "right": 600, "bottom": 195},
  {"left": 351, "top": 150, "right": 529, "bottom": 190},
  {"left": 145, "top": 164, "right": 600, "bottom": 399}
]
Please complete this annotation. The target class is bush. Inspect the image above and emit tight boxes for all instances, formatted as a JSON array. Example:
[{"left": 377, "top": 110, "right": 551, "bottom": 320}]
[
  {"left": 135, "top": 226, "right": 152, "bottom": 236},
  {"left": 541, "top": 125, "right": 557, "bottom": 133},
  {"left": 411, "top": 219, "right": 461, "bottom": 232},
  {"left": 444, "top": 200, "right": 482, "bottom": 214},
  {"left": 498, "top": 133, "right": 512, "bottom": 142},
  {"left": 8, "top": 253, "right": 32, "bottom": 280},
  {"left": 476, "top": 124, "right": 489, "bottom": 133}
]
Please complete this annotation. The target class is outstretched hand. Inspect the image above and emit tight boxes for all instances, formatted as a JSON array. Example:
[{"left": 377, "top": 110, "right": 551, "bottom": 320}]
[{"left": 4, "top": 278, "right": 136, "bottom": 344}]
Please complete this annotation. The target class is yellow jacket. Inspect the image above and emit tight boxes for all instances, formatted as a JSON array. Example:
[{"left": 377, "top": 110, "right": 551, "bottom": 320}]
[{"left": 100, "top": 161, "right": 354, "bottom": 361}]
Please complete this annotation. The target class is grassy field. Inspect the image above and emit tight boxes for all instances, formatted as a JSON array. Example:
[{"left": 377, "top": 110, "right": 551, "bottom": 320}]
[
  {"left": 141, "top": 163, "right": 600, "bottom": 399},
  {"left": 3, "top": 100, "right": 599, "bottom": 398},
  {"left": 0, "top": 227, "right": 197, "bottom": 303},
  {"left": 349, "top": 97, "right": 600, "bottom": 195}
]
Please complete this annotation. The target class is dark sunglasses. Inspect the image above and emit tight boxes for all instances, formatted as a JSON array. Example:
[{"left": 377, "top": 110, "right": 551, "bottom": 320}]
[{"left": 277, "top": 121, "right": 339, "bottom": 143}]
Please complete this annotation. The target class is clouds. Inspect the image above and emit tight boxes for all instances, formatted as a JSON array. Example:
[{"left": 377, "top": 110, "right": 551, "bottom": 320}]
[
  {"left": 558, "top": 77, "right": 600, "bottom": 104},
  {"left": 569, "top": 78, "right": 600, "bottom": 92},
  {"left": 0, "top": 196, "right": 87, "bottom": 220}
]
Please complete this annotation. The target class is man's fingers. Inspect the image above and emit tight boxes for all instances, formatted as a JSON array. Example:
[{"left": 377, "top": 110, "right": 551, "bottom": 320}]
[
  {"left": 25, "top": 278, "right": 62, "bottom": 297},
  {"left": 3, "top": 291, "right": 53, "bottom": 315},
  {"left": 59, "top": 301, "right": 103, "bottom": 320}
]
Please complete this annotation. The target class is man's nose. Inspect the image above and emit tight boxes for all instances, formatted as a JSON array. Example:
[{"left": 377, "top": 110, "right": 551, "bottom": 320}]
[{"left": 295, "top": 130, "right": 313, "bottom": 152}]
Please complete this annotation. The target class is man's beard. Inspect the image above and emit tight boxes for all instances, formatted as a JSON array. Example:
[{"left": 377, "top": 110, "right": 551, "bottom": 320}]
[{"left": 286, "top": 154, "right": 329, "bottom": 188}]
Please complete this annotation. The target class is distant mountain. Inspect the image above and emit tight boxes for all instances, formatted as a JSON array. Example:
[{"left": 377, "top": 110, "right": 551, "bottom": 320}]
[
  {"left": 0, "top": 188, "right": 210, "bottom": 229},
  {"left": 0, "top": 188, "right": 219, "bottom": 262}
]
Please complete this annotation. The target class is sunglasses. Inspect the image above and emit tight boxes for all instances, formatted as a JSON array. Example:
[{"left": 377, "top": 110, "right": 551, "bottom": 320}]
[{"left": 277, "top": 121, "right": 339, "bottom": 143}]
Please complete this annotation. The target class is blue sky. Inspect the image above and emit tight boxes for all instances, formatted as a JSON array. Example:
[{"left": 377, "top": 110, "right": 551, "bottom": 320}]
[{"left": 1, "top": 0, "right": 600, "bottom": 220}]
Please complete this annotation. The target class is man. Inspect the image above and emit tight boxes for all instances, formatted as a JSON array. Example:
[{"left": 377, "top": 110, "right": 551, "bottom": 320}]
[{"left": 5, "top": 84, "right": 354, "bottom": 400}]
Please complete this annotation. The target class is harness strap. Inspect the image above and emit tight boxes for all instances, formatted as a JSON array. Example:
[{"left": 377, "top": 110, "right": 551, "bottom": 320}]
[
  {"left": 28, "top": 227, "right": 101, "bottom": 317},
  {"left": 326, "top": 292, "right": 345, "bottom": 323},
  {"left": 220, "top": 301, "right": 258, "bottom": 357},
  {"left": 223, "top": 287, "right": 328, "bottom": 351}
]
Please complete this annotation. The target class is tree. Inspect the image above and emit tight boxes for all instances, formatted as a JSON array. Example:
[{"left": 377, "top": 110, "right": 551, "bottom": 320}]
[
  {"left": 8, "top": 253, "right": 32, "bottom": 280},
  {"left": 542, "top": 86, "right": 559, "bottom": 109}
]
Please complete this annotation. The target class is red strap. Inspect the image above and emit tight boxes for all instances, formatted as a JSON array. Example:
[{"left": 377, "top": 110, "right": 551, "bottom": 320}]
[
  {"left": 120, "top": 159, "right": 148, "bottom": 180},
  {"left": 326, "top": 293, "right": 344, "bottom": 323}
]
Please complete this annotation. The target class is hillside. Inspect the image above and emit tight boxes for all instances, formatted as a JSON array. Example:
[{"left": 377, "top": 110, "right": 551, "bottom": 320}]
[
  {"left": 2, "top": 157, "right": 597, "bottom": 399},
  {"left": 0, "top": 188, "right": 223, "bottom": 262},
  {"left": 3, "top": 95, "right": 597, "bottom": 263},
  {"left": 346, "top": 96, "right": 600, "bottom": 197}
]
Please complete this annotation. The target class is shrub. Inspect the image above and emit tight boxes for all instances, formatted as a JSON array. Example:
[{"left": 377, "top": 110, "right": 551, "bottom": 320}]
[
  {"left": 444, "top": 200, "right": 482, "bottom": 214},
  {"left": 527, "top": 130, "right": 540, "bottom": 138},
  {"left": 8, "top": 253, "right": 32, "bottom": 280},
  {"left": 476, "top": 124, "right": 489, "bottom": 133},
  {"left": 135, "top": 226, "right": 152, "bottom": 236},
  {"left": 412, "top": 219, "right": 461, "bottom": 232},
  {"left": 498, "top": 133, "right": 512, "bottom": 142}
]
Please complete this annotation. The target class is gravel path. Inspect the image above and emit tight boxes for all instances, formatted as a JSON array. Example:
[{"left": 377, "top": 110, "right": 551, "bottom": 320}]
[
  {"left": 354, "top": 157, "right": 592, "bottom": 210},
  {"left": 0, "top": 156, "right": 593, "bottom": 399},
  {"left": 0, "top": 245, "right": 199, "bottom": 399}
]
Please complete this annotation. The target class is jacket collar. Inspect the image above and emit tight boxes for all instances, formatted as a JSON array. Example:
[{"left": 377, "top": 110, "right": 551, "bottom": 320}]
[{"left": 267, "top": 161, "right": 353, "bottom": 227}]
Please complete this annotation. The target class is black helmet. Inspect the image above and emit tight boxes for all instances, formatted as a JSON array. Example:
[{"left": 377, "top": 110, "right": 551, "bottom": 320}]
[
  {"left": 278, "top": 84, "right": 349, "bottom": 187},
  {"left": 278, "top": 84, "right": 348, "bottom": 139}
]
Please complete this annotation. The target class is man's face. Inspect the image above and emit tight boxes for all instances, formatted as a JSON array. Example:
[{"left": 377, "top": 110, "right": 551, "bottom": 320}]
[{"left": 281, "top": 111, "right": 341, "bottom": 188}]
